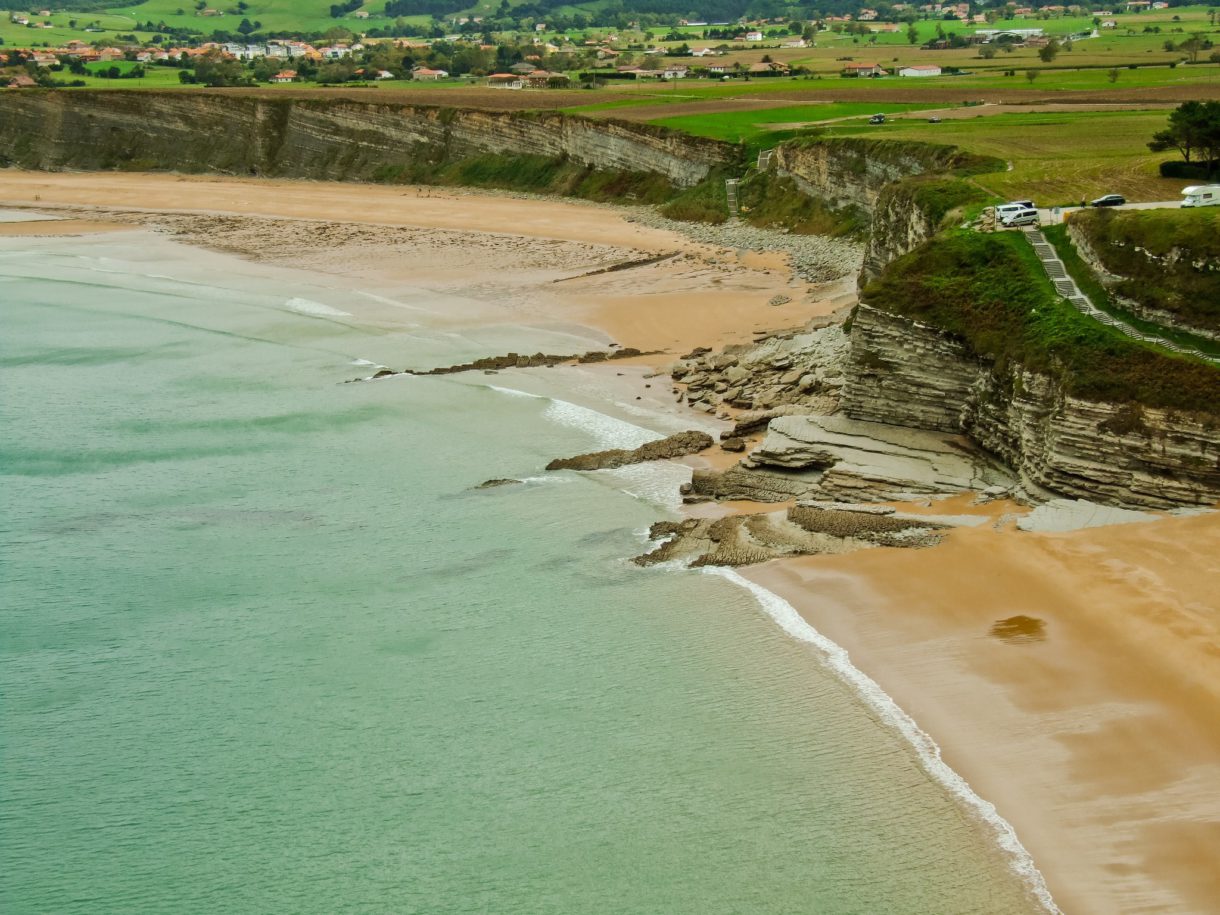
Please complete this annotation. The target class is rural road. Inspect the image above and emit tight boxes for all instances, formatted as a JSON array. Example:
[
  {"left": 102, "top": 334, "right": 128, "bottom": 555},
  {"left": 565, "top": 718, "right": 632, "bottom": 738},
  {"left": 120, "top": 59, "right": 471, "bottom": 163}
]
[{"left": 1038, "top": 200, "right": 1182, "bottom": 224}]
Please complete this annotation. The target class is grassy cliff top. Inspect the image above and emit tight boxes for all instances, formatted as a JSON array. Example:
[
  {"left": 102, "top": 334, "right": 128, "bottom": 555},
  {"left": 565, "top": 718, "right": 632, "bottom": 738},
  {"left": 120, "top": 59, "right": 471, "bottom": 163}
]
[
  {"left": 860, "top": 229, "right": 1220, "bottom": 416},
  {"left": 1069, "top": 208, "right": 1220, "bottom": 333}
]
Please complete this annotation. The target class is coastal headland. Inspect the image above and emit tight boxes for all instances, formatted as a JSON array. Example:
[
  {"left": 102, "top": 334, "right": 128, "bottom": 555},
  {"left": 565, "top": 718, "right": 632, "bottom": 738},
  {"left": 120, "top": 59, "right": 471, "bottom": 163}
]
[{"left": 2, "top": 89, "right": 1218, "bottom": 912}]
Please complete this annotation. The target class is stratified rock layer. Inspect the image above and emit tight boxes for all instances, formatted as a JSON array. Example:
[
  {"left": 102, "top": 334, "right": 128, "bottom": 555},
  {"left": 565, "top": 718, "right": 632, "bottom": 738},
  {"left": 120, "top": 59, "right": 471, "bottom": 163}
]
[
  {"left": 842, "top": 304, "right": 1220, "bottom": 508},
  {"left": 688, "top": 413, "right": 1011, "bottom": 503}
]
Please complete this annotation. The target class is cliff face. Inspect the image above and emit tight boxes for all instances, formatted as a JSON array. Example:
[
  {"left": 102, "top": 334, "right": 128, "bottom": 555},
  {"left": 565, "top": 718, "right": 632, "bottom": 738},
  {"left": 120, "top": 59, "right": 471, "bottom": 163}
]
[
  {"left": 0, "top": 91, "right": 734, "bottom": 187},
  {"left": 858, "top": 181, "right": 941, "bottom": 283},
  {"left": 842, "top": 304, "right": 1220, "bottom": 508},
  {"left": 770, "top": 139, "right": 991, "bottom": 282},
  {"left": 772, "top": 138, "right": 976, "bottom": 212}
]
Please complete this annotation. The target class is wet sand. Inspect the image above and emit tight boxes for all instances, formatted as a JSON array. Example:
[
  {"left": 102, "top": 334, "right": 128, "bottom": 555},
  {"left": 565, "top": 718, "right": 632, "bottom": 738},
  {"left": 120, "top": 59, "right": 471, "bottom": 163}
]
[{"left": 747, "top": 512, "right": 1220, "bottom": 915}]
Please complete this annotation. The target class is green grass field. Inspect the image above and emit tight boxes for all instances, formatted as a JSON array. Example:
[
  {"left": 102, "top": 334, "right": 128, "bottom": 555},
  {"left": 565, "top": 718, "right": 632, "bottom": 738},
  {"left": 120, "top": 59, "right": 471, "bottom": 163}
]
[
  {"left": 648, "top": 102, "right": 936, "bottom": 142},
  {"left": 828, "top": 110, "right": 1187, "bottom": 204}
]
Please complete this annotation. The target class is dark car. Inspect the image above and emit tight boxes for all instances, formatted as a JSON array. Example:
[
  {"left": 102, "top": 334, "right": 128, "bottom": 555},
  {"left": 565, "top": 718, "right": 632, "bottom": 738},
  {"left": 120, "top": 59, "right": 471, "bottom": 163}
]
[
  {"left": 1091, "top": 194, "right": 1126, "bottom": 207},
  {"left": 868, "top": 113, "right": 886, "bottom": 124},
  {"left": 928, "top": 116, "right": 941, "bottom": 123}
]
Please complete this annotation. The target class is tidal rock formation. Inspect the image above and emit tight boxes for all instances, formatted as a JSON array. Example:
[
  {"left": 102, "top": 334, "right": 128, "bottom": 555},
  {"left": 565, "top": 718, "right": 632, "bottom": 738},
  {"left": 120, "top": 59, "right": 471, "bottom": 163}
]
[
  {"left": 633, "top": 503, "right": 954, "bottom": 567},
  {"left": 687, "top": 413, "right": 1012, "bottom": 504},
  {"left": 547, "top": 431, "right": 713, "bottom": 472}
]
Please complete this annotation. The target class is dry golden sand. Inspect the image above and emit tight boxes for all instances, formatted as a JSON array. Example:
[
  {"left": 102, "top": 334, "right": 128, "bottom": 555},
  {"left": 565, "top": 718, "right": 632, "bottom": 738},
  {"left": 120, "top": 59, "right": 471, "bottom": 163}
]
[
  {"left": 748, "top": 512, "right": 1220, "bottom": 915},
  {"left": 4, "top": 170, "right": 1220, "bottom": 913}
]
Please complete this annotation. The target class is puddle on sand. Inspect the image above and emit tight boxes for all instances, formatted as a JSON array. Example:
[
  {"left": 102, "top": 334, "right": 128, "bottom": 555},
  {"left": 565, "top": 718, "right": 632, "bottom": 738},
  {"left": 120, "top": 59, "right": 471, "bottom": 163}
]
[{"left": 989, "top": 615, "right": 1047, "bottom": 643}]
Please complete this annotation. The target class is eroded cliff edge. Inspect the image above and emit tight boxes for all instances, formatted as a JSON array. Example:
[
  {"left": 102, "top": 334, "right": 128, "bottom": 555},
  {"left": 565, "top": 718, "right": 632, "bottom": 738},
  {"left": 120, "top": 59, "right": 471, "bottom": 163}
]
[{"left": 0, "top": 90, "right": 734, "bottom": 187}]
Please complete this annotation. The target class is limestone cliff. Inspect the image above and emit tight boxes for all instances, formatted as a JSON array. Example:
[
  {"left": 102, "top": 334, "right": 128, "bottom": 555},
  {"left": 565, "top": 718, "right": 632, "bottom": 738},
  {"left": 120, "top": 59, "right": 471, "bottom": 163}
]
[
  {"left": 842, "top": 304, "right": 1220, "bottom": 508},
  {"left": 769, "top": 138, "right": 996, "bottom": 281},
  {"left": 0, "top": 91, "right": 734, "bottom": 187},
  {"left": 771, "top": 137, "right": 979, "bottom": 212}
]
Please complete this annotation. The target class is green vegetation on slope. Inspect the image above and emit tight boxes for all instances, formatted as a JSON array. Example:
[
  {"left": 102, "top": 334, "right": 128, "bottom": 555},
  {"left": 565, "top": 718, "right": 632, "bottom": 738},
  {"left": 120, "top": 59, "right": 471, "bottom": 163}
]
[
  {"left": 1068, "top": 207, "right": 1220, "bottom": 333},
  {"left": 1043, "top": 223, "right": 1220, "bottom": 357},
  {"left": 737, "top": 172, "right": 868, "bottom": 236},
  {"left": 861, "top": 230, "right": 1220, "bottom": 414}
]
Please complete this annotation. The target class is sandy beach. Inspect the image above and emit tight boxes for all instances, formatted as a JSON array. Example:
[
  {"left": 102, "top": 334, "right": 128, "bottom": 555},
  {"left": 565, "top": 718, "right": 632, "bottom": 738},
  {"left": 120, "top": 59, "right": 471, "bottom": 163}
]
[
  {"left": 4, "top": 169, "right": 1219, "bottom": 914},
  {"left": 0, "top": 171, "right": 854, "bottom": 354}
]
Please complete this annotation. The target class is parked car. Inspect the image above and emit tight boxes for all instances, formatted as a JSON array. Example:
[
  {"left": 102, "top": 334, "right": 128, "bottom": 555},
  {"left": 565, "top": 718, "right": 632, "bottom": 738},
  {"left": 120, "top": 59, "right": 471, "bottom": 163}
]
[
  {"left": 994, "top": 202, "right": 1035, "bottom": 221},
  {"left": 868, "top": 113, "right": 886, "bottom": 124},
  {"left": 927, "top": 116, "right": 941, "bottom": 123},
  {"left": 1000, "top": 207, "right": 1039, "bottom": 228},
  {"left": 1090, "top": 194, "right": 1126, "bottom": 207}
]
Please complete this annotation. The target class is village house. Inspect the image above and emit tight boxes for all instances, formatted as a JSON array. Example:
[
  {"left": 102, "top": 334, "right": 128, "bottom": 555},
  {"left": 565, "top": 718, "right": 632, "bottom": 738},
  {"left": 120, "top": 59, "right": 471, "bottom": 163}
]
[
  {"left": 522, "top": 69, "right": 568, "bottom": 87},
  {"left": 487, "top": 72, "right": 523, "bottom": 88},
  {"left": 661, "top": 64, "right": 688, "bottom": 79},
  {"left": 841, "top": 61, "right": 887, "bottom": 77},
  {"left": 898, "top": 63, "right": 942, "bottom": 76},
  {"left": 748, "top": 60, "right": 789, "bottom": 75},
  {"left": 689, "top": 47, "right": 716, "bottom": 56},
  {"left": 412, "top": 67, "right": 448, "bottom": 80},
  {"left": 270, "top": 69, "right": 297, "bottom": 83},
  {"left": 744, "top": 30, "right": 763, "bottom": 41}
]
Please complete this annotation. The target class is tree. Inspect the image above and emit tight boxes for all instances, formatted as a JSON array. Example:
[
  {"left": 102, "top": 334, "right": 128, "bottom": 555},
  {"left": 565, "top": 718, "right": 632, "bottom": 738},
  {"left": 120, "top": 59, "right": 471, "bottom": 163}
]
[
  {"left": 1108, "top": 67, "right": 1119, "bottom": 83},
  {"left": 979, "top": 44, "right": 996, "bottom": 59},
  {"left": 237, "top": 17, "right": 255, "bottom": 34},
  {"left": 1025, "top": 68, "right": 1037, "bottom": 82},
  {"left": 1147, "top": 100, "right": 1220, "bottom": 172},
  {"left": 1037, "top": 39, "right": 1060, "bottom": 62},
  {"left": 1180, "top": 32, "right": 1206, "bottom": 63},
  {"left": 907, "top": 22, "right": 918, "bottom": 44}
]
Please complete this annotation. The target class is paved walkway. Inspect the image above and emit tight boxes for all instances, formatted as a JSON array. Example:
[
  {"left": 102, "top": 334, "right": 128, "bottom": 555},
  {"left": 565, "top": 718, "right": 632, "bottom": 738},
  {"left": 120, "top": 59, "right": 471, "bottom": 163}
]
[{"left": 1022, "top": 227, "right": 1219, "bottom": 365}]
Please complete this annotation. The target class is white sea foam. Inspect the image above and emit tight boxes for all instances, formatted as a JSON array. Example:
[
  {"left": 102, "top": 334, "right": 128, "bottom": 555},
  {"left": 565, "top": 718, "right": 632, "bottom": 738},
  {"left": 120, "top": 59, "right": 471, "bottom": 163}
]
[
  {"left": 354, "top": 290, "right": 435, "bottom": 314},
  {"left": 350, "top": 358, "right": 385, "bottom": 368},
  {"left": 542, "top": 398, "right": 659, "bottom": 451},
  {"left": 600, "top": 462, "right": 689, "bottom": 510},
  {"left": 487, "top": 384, "right": 660, "bottom": 451},
  {"left": 704, "top": 566, "right": 1062, "bottom": 915},
  {"left": 285, "top": 297, "right": 352, "bottom": 318},
  {"left": 486, "top": 384, "right": 543, "bottom": 400}
]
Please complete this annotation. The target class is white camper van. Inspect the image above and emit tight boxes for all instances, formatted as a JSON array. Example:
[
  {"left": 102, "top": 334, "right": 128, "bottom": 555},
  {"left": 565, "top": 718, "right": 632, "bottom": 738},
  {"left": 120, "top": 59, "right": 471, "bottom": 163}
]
[{"left": 1181, "top": 185, "right": 1220, "bottom": 207}]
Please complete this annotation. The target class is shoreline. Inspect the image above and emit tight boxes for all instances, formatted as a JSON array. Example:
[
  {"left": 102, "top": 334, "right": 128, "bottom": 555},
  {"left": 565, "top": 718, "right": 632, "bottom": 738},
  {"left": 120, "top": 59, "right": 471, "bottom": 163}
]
[{"left": 5, "top": 173, "right": 1219, "bottom": 913}]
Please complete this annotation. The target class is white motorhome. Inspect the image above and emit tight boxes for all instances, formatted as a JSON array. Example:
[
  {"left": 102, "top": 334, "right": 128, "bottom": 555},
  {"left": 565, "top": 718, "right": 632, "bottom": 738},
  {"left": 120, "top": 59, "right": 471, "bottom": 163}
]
[{"left": 1181, "top": 185, "right": 1220, "bottom": 207}]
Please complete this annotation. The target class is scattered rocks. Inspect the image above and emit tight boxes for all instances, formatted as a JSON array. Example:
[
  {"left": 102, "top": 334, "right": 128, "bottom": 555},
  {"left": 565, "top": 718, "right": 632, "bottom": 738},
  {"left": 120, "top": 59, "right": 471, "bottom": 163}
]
[
  {"left": 719, "top": 437, "right": 747, "bottom": 452},
  {"left": 672, "top": 322, "right": 849, "bottom": 415},
  {"left": 625, "top": 211, "right": 865, "bottom": 284},
  {"left": 475, "top": 478, "right": 522, "bottom": 489},
  {"left": 633, "top": 502, "right": 953, "bottom": 568},
  {"left": 353, "top": 347, "right": 660, "bottom": 381},
  {"left": 768, "top": 295, "right": 791, "bottom": 306},
  {"left": 546, "top": 431, "right": 714, "bottom": 472}
]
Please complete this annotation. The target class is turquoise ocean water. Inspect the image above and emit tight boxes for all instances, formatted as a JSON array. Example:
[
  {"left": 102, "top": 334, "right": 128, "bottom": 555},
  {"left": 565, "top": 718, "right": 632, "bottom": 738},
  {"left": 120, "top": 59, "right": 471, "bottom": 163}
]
[{"left": 1, "top": 229, "right": 1048, "bottom": 914}]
